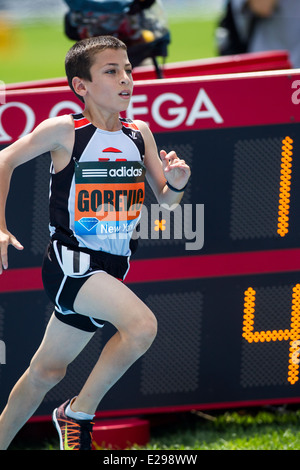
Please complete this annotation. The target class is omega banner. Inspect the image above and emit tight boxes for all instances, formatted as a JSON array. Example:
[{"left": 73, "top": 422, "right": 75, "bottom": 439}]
[{"left": 1, "top": 69, "right": 300, "bottom": 420}]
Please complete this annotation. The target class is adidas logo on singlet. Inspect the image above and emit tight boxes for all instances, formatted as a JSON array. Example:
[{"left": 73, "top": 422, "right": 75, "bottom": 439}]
[
  {"left": 82, "top": 166, "right": 143, "bottom": 178},
  {"left": 109, "top": 166, "right": 143, "bottom": 177}
]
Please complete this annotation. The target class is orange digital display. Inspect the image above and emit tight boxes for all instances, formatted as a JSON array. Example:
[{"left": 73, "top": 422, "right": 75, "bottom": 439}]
[
  {"left": 277, "top": 137, "right": 293, "bottom": 237},
  {"left": 243, "top": 285, "right": 300, "bottom": 385}
]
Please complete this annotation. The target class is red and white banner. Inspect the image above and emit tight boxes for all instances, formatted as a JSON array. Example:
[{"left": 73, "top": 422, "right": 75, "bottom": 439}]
[{"left": 1, "top": 68, "right": 300, "bottom": 144}]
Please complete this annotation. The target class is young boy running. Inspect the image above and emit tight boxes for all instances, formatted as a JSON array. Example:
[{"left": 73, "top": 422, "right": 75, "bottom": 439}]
[{"left": 0, "top": 36, "right": 190, "bottom": 450}]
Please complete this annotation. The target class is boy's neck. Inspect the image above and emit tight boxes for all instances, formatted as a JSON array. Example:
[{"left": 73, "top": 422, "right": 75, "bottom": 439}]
[{"left": 82, "top": 108, "right": 122, "bottom": 132}]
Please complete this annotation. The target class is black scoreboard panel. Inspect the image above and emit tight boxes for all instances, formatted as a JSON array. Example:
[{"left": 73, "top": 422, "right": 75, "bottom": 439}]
[
  {"left": 1, "top": 121, "right": 300, "bottom": 417},
  {"left": 140, "top": 123, "right": 300, "bottom": 258},
  {"left": 1, "top": 272, "right": 300, "bottom": 414}
]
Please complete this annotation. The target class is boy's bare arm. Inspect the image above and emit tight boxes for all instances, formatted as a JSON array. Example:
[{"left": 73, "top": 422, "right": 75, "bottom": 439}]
[
  {"left": 0, "top": 160, "right": 24, "bottom": 272},
  {"left": 0, "top": 115, "right": 73, "bottom": 272},
  {"left": 136, "top": 120, "right": 191, "bottom": 207}
]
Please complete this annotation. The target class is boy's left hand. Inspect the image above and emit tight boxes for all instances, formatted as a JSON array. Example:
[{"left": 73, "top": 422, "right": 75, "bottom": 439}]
[{"left": 160, "top": 150, "right": 191, "bottom": 190}]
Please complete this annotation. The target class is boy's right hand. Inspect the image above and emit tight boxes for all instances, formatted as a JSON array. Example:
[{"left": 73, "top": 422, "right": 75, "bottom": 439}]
[{"left": 0, "top": 229, "right": 24, "bottom": 274}]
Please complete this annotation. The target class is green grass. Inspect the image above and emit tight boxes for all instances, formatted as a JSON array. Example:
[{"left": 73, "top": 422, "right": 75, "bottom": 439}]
[
  {"left": 167, "top": 18, "right": 218, "bottom": 63},
  {"left": 0, "top": 17, "right": 218, "bottom": 84},
  {"left": 141, "top": 408, "right": 300, "bottom": 451},
  {"left": 0, "top": 21, "right": 73, "bottom": 83},
  {"left": 147, "top": 408, "right": 300, "bottom": 451},
  {"left": 10, "top": 407, "right": 300, "bottom": 450}
]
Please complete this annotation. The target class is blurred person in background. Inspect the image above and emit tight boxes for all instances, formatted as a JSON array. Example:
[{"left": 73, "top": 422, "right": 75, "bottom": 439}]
[
  {"left": 63, "top": 0, "right": 170, "bottom": 75},
  {"left": 217, "top": 0, "right": 300, "bottom": 68}
]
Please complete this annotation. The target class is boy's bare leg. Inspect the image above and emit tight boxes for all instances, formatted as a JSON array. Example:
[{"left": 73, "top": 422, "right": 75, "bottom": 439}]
[
  {"left": 0, "top": 314, "right": 94, "bottom": 450},
  {"left": 71, "top": 272, "right": 157, "bottom": 415},
  {"left": 0, "top": 271, "right": 157, "bottom": 448}
]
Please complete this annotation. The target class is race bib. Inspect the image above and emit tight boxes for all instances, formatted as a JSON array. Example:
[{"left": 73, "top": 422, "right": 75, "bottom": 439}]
[{"left": 74, "top": 161, "right": 145, "bottom": 237}]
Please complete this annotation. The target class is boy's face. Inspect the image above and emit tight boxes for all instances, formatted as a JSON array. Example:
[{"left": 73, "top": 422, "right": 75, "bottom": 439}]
[{"left": 79, "top": 48, "right": 133, "bottom": 113}]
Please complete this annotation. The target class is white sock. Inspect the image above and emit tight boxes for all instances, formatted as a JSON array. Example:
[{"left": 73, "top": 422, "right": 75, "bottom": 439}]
[{"left": 65, "top": 398, "right": 95, "bottom": 421}]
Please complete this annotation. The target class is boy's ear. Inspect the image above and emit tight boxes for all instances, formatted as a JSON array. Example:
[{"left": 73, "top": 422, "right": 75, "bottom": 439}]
[{"left": 72, "top": 77, "right": 87, "bottom": 99}]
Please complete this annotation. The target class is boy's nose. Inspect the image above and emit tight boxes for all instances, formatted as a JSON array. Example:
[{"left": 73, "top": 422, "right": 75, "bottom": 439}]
[{"left": 120, "top": 72, "right": 130, "bottom": 84}]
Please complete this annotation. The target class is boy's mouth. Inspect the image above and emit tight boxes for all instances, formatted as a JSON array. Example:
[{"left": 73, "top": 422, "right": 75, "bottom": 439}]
[{"left": 119, "top": 90, "right": 131, "bottom": 98}]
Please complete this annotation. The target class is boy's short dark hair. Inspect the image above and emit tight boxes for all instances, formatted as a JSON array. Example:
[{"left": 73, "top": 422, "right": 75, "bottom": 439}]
[{"left": 65, "top": 35, "right": 127, "bottom": 102}]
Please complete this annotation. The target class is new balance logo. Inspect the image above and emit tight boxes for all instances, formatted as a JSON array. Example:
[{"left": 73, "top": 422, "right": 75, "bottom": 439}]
[{"left": 129, "top": 131, "right": 137, "bottom": 140}]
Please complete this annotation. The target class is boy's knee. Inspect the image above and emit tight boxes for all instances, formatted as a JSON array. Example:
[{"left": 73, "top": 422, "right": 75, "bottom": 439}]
[
  {"left": 130, "top": 310, "right": 157, "bottom": 352},
  {"left": 28, "top": 361, "right": 66, "bottom": 389},
  {"left": 146, "top": 313, "right": 158, "bottom": 342}
]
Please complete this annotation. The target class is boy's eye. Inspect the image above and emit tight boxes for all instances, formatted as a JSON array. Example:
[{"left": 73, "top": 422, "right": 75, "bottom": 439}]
[{"left": 105, "top": 68, "right": 132, "bottom": 75}]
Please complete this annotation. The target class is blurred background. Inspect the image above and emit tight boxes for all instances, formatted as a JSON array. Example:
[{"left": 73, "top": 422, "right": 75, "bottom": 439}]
[{"left": 0, "top": 0, "right": 224, "bottom": 83}]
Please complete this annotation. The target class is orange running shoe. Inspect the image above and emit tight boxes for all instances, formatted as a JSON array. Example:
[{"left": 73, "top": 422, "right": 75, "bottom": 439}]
[{"left": 52, "top": 399, "right": 94, "bottom": 450}]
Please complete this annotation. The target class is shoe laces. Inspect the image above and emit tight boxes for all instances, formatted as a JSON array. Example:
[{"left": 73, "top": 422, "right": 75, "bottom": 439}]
[{"left": 61, "top": 417, "right": 94, "bottom": 450}]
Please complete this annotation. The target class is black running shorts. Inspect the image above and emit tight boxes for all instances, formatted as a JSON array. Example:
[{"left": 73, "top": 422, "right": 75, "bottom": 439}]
[{"left": 42, "top": 240, "right": 130, "bottom": 332}]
